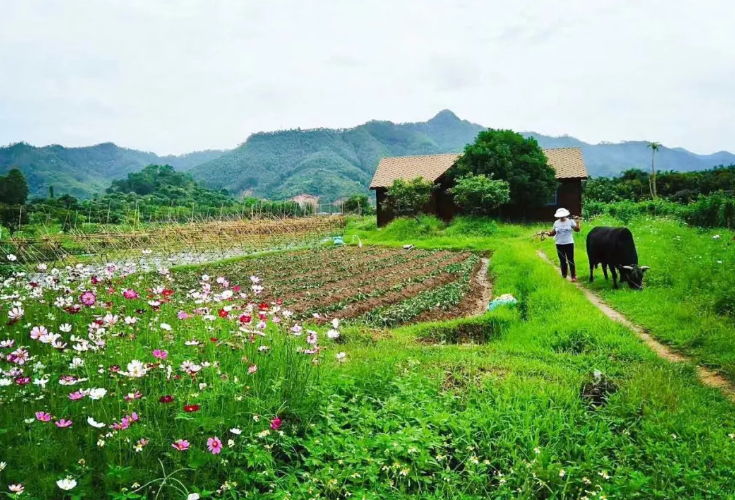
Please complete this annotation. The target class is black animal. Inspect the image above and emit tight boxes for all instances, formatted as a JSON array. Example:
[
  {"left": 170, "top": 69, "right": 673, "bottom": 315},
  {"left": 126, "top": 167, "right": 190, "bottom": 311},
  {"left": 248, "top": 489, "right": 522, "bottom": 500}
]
[{"left": 586, "top": 227, "right": 650, "bottom": 289}]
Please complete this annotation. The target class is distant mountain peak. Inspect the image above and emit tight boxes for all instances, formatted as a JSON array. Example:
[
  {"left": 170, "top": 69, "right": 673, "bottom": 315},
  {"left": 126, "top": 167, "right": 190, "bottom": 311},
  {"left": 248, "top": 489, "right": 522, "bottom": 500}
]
[{"left": 429, "top": 109, "right": 461, "bottom": 122}]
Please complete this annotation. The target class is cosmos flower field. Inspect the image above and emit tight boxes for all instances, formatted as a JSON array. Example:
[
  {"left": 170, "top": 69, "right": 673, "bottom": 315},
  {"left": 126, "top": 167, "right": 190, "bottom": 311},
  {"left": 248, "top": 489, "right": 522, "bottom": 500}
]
[{"left": 0, "top": 245, "right": 481, "bottom": 498}]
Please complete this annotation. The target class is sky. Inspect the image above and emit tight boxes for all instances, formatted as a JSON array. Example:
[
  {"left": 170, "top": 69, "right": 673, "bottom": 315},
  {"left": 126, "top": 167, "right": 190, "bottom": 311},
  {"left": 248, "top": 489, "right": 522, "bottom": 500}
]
[{"left": 1, "top": 0, "right": 734, "bottom": 155}]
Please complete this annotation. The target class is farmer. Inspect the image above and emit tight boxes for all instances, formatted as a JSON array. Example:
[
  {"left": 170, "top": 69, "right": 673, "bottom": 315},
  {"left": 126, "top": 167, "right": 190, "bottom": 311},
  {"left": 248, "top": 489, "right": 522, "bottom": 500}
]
[{"left": 545, "top": 208, "right": 581, "bottom": 282}]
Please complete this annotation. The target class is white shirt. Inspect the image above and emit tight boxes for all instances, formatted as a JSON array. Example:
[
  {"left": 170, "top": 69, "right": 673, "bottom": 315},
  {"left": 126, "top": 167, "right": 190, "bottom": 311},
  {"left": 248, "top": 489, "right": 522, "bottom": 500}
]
[{"left": 553, "top": 218, "right": 577, "bottom": 245}]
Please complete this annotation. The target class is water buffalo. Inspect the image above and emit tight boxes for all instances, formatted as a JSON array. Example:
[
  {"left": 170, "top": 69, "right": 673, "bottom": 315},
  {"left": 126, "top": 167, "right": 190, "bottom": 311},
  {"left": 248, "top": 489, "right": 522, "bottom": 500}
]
[{"left": 586, "top": 226, "right": 650, "bottom": 289}]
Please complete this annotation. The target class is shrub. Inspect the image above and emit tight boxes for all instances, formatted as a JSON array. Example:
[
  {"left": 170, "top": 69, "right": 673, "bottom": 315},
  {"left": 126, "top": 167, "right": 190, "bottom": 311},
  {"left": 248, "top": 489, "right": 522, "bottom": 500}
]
[
  {"left": 685, "top": 193, "right": 735, "bottom": 229},
  {"left": 449, "top": 174, "right": 510, "bottom": 216},
  {"left": 383, "top": 177, "right": 434, "bottom": 218}
]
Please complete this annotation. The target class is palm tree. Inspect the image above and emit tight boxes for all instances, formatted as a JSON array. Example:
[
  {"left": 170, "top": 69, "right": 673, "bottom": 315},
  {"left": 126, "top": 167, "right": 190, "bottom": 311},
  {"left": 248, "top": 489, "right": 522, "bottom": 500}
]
[{"left": 647, "top": 142, "right": 661, "bottom": 199}]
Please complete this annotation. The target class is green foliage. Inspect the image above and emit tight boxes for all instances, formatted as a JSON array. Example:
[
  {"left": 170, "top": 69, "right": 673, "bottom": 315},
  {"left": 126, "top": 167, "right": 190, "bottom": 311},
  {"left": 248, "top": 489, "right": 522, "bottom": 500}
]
[
  {"left": 380, "top": 216, "right": 445, "bottom": 240},
  {"left": 449, "top": 173, "right": 510, "bottom": 215},
  {"left": 0, "top": 204, "right": 29, "bottom": 234},
  {"left": 0, "top": 168, "right": 29, "bottom": 205},
  {"left": 585, "top": 166, "right": 735, "bottom": 204},
  {"left": 452, "top": 129, "right": 557, "bottom": 216},
  {"left": 341, "top": 194, "right": 374, "bottom": 215},
  {"left": 383, "top": 177, "right": 434, "bottom": 217}
]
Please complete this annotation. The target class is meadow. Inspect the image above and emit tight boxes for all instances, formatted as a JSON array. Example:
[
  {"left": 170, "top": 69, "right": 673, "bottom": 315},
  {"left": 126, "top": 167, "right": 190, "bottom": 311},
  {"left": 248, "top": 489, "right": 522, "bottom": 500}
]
[{"left": 1, "top": 215, "right": 735, "bottom": 499}]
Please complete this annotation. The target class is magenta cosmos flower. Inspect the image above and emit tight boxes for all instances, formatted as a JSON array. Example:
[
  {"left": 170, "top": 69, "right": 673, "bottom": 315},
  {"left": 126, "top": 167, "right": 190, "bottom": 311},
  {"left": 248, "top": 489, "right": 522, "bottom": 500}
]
[
  {"left": 35, "top": 411, "right": 51, "bottom": 422},
  {"left": 80, "top": 291, "right": 96, "bottom": 307},
  {"left": 152, "top": 349, "right": 168, "bottom": 360},
  {"left": 56, "top": 419, "right": 73, "bottom": 428},
  {"left": 270, "top": 417, "right": 282, "bottom": 430},
  {"left": 123, "top": 289, "right": 139, "bottom": 299},
  {"left": 207, "top": 436, "right": 223, "bottom": 454},
  {"left": 172, "top": 439, "right": 190, "bottom": 451}
]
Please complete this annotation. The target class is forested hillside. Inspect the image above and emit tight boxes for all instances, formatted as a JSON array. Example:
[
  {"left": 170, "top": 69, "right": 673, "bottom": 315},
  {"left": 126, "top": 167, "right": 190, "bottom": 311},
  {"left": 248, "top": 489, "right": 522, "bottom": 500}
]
[
  {"left": 0, "top": 142, "right": 225, "bottom": 198},
  {"left": 4, "top": 109, "right": 735, "bottom": 201},
  {"left": 188, "top": 110, "right": 483, "bottom": 201}
]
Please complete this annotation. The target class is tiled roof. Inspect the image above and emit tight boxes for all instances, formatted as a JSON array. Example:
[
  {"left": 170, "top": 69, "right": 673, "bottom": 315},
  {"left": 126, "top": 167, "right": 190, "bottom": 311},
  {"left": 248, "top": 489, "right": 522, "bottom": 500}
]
[
  {"left": 542, "top": 147, "right": 588, "bottom": 179},
  {"left": 369, "top": 153, "right": 461, "bottom": 189},
  {"left": 369, "top": 147, "right": 587, "bottom": 189}
]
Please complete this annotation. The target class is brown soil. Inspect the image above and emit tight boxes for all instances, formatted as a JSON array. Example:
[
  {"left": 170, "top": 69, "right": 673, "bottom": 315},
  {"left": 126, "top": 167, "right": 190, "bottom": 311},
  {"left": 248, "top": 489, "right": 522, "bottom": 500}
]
[
  {"left": 285, "top": 250, "right": 456, "bottom": 302},
  {"left": 537, "top": 250, "right": 735, "bottom": 402},
  {"left": 411, "top": 258, "right": 486, "bottom": 324}
]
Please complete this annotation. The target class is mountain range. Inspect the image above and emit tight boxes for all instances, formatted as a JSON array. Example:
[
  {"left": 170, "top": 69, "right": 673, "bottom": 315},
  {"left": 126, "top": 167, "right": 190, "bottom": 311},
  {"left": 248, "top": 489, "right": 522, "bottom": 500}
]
[{"left": 2, "top": 110, "right": 734, "bottom": 201}]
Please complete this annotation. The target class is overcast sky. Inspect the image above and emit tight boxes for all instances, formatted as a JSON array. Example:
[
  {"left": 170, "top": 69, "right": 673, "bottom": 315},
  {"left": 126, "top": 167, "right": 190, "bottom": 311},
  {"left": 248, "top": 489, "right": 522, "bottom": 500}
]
[{"left": 1, "top": 0, "right": 734, "bottom": 155}]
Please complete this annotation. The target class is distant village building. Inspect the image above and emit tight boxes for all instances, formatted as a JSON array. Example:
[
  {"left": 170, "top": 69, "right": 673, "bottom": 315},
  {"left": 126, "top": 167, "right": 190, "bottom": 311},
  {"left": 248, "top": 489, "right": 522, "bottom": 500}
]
[
  {"left": 291, "top": 194, "right": 319, "bottom": 211},
  {"left": 369, "top": 147, "right": 588, "bottom": 226}
]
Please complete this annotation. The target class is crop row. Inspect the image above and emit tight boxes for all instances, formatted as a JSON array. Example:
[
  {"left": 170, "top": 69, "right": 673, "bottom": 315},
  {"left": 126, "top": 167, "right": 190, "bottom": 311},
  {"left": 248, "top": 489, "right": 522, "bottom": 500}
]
[{"left": 358, "top": 255, "right": 480, "bottom": 327}]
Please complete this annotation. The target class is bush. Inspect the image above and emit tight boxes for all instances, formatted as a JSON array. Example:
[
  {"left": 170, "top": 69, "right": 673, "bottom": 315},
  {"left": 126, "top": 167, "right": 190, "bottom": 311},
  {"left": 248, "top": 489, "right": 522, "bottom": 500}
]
[
  {"left": 449, "top": 174, "right": 510, "bottom": 216},
  {"left": 383, "top": 177, "right": 434, "bottom": 218},
  {"left": 685, "top": 193, "right": 735, "bottom": 229}
]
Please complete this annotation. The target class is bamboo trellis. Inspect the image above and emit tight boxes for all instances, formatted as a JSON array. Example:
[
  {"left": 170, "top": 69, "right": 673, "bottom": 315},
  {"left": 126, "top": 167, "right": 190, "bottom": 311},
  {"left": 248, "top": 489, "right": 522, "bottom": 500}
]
[{"left": 6, "top": 216, "right": 346, "bottom": 268}]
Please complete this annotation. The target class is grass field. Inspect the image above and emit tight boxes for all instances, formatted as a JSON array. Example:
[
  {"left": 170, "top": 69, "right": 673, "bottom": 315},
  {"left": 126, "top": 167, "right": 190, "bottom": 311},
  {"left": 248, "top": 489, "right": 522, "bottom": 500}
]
[{"left": 2, "top": 215, "right": 735, "bottom": 499}]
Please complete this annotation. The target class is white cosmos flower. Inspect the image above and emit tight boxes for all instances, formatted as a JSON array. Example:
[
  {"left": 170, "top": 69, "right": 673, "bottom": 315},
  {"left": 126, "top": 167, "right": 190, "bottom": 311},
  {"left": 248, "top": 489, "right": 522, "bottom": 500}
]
[
  {"left": 0, "top": 378, "right": 12, "bottom": 386},
  {"left": 187, "top": 494, "right": 200, "bottom": 500},
  {"left": 124, "top": 316, "right": 137, "bottom": 325},
  {"left": 160, "top": 323, "right": 172, "bottom": 331},
  {"left": 87, "top": 417, "right": 106, "bottom": 428},
  {"left": 33, "top": 377, "right": 49, "bottom": 388},
  {"left": 230, "top": 428, "right": 242, "bottom": 435},
  {"left": 8, "top": 306, "right": 24, "bottom": 320},
  {"left": 56, "top": 477, "right": 77, "bottom": 490},
  {"left": 332, "top": 318, "right": 340, "bottom": 329},
  {"left": 327, "top": 329, "right": 340, "bottom": 340},
  {"left": 336, "top": 352, "right": 347, "bottom": 362},
  {"left": 125, "top": 360, "right": 147, "bottom": 378},
  {"left": 6, "top": 254, "right": 17, "bottom": 262},
  {"left": 69, "top": 357, "right": 84, "bottom": 369},
  {"left": 88, "top": 388, "right": 107, "bottom": 400},
  {"left": 59, "top": 323, "right": 72, "bottom": 333}
]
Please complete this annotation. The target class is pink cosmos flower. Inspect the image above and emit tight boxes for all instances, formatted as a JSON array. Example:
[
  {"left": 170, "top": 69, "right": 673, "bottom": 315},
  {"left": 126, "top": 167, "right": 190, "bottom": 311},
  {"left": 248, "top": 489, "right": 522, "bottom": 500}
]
[
  {"left": 152, "top": 349, "right": 168, "bottom": 360},
  {"left": 8, "top": 484, "right": 24, "bottom": 494},
  {"left": 172, "top": 439, "right": 190, "bottom": 451},
  {"left": 15, "top": 376, "right": 30, "bottom": 385},
  {"left": 207, "top": 436, "right": 223, "bottom": 454},
  {"left": 177, "top": 310, "right": 190, "bottom": 320},
  {"left": 56, "top": 419, "right": 73, "bottom": 428},
  {"left": 35, "top": 411, "right": 52, "bottom": 422},
  {"left": 68, "top": 391, "right": 85, "bottom": 400},
  {"left": 248, "top": 364, "right": 257, "bottom": 375},
  {"left": 80, "top": 291, "right": 97, "bottom": 306},
  {"left": 123, "top": 289, "right": 139, "bottom": 299},
  {"left": 270, "top": 417, "right": 282, "bottom": 430},
  {"left": 30, "top": 325, "right": 48, "bottom": 340}
]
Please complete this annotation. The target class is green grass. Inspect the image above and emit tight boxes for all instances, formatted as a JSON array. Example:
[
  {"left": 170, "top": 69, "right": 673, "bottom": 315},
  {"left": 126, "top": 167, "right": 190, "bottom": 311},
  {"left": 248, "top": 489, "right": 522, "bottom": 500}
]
[
  {"left": 530, "top": 215, "right": 735, "bottom": 379},
  {"left": 3, "top": 214, "right": 735, "bottom": 498}
]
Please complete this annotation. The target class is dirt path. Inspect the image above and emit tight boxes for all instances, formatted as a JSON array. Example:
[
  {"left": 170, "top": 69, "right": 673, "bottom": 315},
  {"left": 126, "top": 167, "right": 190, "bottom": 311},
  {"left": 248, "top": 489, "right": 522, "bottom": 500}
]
[
  {"left": 472, "top": 257, "right": 493, "bottom": 316},
  {"left": 537, "top": 250, "right": 735, "bottom": 402}
]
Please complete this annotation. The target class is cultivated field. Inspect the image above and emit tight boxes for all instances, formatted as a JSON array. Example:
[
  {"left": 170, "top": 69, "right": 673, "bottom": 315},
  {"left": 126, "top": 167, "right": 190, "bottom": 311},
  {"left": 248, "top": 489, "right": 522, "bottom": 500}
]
[{"left": 1, "top": 215, "right": 735, "bottom": 499}]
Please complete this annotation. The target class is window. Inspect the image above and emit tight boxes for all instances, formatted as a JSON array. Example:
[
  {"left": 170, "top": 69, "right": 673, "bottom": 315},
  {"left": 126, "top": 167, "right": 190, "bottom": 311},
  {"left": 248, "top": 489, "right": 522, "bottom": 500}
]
[{"left": 545, "top": 187, "right": 559, "bottom": 206}]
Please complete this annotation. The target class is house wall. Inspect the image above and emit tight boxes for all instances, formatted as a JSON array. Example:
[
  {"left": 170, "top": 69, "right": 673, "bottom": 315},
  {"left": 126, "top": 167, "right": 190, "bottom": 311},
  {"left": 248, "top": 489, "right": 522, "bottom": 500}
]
[{"left": 534, "top": 179, "right": 584, "bottom": 220}]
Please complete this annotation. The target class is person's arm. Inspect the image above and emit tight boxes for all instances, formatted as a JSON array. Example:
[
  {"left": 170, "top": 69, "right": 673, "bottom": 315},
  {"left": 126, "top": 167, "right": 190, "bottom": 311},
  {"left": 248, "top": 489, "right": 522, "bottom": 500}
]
[
  {"left": 547, "top": 223, "right": 557, "bottom": 237},
  {"left": 572, "top": 217, "right": 581, "bottom": 232}
]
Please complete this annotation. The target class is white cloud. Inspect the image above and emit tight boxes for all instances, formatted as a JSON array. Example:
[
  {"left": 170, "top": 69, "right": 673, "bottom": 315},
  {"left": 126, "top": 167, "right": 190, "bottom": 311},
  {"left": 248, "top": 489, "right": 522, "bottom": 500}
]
[{"left": 0, "top": 0, "right": 733, "bottom": 154}]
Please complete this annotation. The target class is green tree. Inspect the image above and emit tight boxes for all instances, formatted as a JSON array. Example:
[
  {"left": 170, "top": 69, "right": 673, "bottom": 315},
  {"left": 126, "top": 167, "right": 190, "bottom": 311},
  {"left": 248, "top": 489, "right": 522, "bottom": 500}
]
[
  {"left": 342, "top": 194, "right": 373, "bottom": 215},
  {"left": 0, "top": 168, "right": 29, "bottom": 205},
  {"left": 49, "top": 185, "right": 55, "bottom": 199},
  {"left": 451, "top": 129, "right": 556, "bottom": 216},
  {"left": 648, "top": 142, "right": 661, "bottom": 199},
  {"left": 449, "top": 173, "right": 510, "bottom": 215},
  {"left": 383, "top": 177, "right": 434, "bottom": 218}
]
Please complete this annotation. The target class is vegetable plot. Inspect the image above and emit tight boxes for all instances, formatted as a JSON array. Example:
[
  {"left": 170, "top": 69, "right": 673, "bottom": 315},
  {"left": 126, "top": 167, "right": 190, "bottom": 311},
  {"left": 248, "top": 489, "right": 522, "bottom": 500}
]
[{"left": 177, "top": 246, "right": 482, "bottom": 326}]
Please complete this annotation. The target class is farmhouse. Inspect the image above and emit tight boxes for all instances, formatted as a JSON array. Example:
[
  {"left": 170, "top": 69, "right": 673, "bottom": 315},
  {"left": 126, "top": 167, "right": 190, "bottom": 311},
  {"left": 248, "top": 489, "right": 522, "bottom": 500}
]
[{"left": 369, "top": 147, "right": 588, "bottom": 226}]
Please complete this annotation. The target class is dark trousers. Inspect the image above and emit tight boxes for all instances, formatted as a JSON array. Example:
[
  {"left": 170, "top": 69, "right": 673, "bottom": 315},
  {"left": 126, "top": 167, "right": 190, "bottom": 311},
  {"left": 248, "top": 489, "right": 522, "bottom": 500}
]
[{"left": 556, "top": 244, "right": 576, "bottom": 278}]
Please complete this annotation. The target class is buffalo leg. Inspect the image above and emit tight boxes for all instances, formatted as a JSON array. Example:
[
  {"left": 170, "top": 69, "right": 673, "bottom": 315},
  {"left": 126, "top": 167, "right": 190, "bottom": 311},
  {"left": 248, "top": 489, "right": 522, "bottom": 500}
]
[
  {"left": 602, "top": 264, "right": 609, "bottom": 280},
  {"left": 589, "top": 263, "right": 594, "bottom": 282},
  {"left": 611, "top": 267, "right": 618, "bottom": 289}
]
